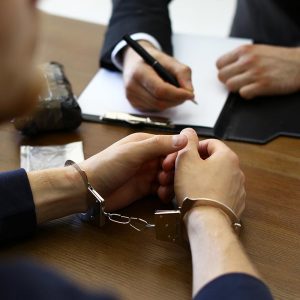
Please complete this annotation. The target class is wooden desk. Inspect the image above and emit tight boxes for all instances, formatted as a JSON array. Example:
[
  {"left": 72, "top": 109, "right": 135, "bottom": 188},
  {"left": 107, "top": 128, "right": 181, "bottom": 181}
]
[{"left": 0, "top": 12, "right": 299, "bottom": 300}]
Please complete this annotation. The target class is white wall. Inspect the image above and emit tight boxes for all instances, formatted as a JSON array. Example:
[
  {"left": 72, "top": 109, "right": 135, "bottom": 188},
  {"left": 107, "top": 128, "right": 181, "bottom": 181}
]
[{"left": 38, "top": 0, "right": 237, "bottom": 36}]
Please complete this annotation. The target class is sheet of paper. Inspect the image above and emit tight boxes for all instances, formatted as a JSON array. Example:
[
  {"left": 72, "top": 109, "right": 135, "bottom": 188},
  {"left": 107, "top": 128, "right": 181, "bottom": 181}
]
[{"left": 79, "top": 34, "right": 251, "bottom": 128}]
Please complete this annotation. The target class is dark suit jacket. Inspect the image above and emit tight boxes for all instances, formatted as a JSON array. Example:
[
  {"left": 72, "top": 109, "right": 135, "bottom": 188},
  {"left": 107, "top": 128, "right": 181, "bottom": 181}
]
[{"left": 100, "top": 0, "right": 300, "bottom": 71}]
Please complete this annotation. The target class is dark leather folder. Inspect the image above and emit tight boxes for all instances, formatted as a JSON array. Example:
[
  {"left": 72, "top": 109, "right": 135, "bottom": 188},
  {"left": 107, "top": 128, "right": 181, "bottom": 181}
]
[{"left": 192, "top": 92, "right": 300, "bottom": 144}]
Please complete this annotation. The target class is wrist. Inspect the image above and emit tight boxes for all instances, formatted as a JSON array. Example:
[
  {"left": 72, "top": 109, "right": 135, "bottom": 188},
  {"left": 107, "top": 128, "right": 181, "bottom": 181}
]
[
  {"left": 28, "top": 166, "right": 88, "bottom": 224},
  {"left": 123, "top": 40, "right": 158, "bottom": 66},
  {"left": 185, "top": 206, "right": 233, "bottom": 238}
]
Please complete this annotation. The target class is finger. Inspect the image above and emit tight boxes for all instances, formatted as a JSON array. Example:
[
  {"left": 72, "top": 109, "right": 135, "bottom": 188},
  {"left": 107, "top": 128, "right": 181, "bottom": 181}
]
[
  {"left": 113, "top": 132, "right": 154, "bottom": 147},
  {"left": 126, "top": 79, "right": 166, "bottom": 111},
  {"left": 178, "top": 128, "right": 200, "bottom": 159},
  {"left": 128, "top": 78, "right": 174, "bottom": 111},
  {"left": 135, "top": 64, "right": 194, "bottom": 103},
  {"left": 225, "top": 72, "right": 255, "bottom": 93},
  {"left": 162, "top": 55, "right": 194, "bottom": 92},
  {"left": 158, "top": 170, "right": 175, "bottom": 186},
  {"left": 218, "top": 60, "right": 248, "bottom": 83},
  {"left": 134, "top": 81, "right": 189, "bottom": 110},
  {"left": 157, "top": 185, "right": 174, "bottom": 203},
  {"left": 216, "top": 48, "right": 240, "bottom": 69},
  {"left": 239, "top": 83, "right": 266, "bottom": 100},
  {"left": 198, "top": 139, "right": 236, "bottom": 160},
  {"left": 162, "top": 152, "right": 178, "bottom": 172},
  {"left": 130, "top": 75, "right": 189, "bottom": 110},
  {"left": 134, "top": 134, "right": 188, "bottom": 162}
]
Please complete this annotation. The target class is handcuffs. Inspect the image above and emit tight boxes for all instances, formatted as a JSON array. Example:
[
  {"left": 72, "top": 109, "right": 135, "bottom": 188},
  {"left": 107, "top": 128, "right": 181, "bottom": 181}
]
[{"left": 65, "top": 160, "right": 242, "bottom": 244}]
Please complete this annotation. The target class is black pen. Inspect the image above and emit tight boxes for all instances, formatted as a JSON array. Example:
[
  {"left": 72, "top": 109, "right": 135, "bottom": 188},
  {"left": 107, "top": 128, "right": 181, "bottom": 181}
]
[{"left": 123, "top": 34, "right": 197, "bottom": 104}]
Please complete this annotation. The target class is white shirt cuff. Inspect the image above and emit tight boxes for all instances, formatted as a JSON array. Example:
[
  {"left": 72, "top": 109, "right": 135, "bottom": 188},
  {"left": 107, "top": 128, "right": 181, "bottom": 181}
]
[{"left": 111, "top": 33, "right": 162, "bottom": 71}]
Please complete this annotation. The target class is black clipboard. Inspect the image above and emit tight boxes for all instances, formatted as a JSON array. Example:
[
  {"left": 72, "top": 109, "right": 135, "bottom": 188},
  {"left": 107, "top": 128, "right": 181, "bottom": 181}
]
[
  {"left": 210, "top": 92, "right": 300, "bottom": 144},
  {"left": 82, "top": 92, "right": 300, "bottom": 144}
]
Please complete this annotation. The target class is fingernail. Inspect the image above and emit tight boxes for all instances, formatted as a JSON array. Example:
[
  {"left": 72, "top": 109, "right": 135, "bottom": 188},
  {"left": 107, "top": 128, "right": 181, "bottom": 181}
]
[{"left": 173, "top": 134, "right": 187, "bottom": 147}]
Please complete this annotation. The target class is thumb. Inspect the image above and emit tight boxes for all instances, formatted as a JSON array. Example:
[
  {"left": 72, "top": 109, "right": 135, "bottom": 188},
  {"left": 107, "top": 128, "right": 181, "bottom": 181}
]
[
  {"left": 162, "top": 54, "right": 194, "bottom": 93},
  {"left": 134, "top": 134, "right": 188, "bottom": 161},
  {"left": 177, "top": 128, "right": 200, "bottom": 160}
]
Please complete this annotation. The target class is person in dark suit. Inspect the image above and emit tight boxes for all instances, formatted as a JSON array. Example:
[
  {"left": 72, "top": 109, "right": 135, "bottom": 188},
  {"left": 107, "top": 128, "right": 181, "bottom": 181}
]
[
  {"left": 101, "top": 0, "right": 300, "bottom": 111},
  {"left": 0, "top": 1, "right": 273, "bottom": 299}
]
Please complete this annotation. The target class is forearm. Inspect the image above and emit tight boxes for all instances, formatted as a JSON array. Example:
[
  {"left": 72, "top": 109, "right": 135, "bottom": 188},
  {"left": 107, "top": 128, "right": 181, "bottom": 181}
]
[
  {"left": 27, "top": 166, "right": 87, "bottom": 224},
  {"left": 186, "top": 207, "right": 259, "bottom": 297}
]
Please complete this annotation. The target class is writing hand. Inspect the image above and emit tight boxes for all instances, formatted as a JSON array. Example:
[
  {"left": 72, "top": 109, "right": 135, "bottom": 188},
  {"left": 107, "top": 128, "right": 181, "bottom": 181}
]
[{"left": 122, "top": 41, "right": 195, "bottom": 111}]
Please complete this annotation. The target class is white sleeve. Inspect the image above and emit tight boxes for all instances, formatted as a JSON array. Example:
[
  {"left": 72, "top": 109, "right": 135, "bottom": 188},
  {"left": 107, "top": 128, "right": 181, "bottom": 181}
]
[{"left": 111, "top": 33, "right": 162, "bottom": 71}]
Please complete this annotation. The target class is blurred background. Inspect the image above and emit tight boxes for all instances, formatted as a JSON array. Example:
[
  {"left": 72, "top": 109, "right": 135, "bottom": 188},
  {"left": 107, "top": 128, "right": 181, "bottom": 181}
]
[{"left": 38, "top": 0, "right": 237, "bottom": 36}]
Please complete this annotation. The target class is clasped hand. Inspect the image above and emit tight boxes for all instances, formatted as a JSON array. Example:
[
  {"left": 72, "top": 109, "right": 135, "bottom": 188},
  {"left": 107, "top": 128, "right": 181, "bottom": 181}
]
[{"left": 79, "top": 128, "right": 245, "bottom": 220}]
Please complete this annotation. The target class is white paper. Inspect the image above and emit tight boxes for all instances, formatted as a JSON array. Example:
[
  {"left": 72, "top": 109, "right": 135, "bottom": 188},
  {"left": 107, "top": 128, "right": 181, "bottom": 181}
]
[{"left": 79, "top": 35, "right": 251, "bottom": 128}]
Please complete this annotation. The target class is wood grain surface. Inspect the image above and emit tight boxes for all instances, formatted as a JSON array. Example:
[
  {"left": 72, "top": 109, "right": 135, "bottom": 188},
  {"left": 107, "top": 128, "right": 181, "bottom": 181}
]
[{"left": 0, "top": 12, "right": 299, "bottom": 300}]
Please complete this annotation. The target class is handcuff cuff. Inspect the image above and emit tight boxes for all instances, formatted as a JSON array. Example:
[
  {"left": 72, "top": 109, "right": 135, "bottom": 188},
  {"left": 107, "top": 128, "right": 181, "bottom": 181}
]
[{"left": 65, "top": 160, "right": 242, "bottom": 244}]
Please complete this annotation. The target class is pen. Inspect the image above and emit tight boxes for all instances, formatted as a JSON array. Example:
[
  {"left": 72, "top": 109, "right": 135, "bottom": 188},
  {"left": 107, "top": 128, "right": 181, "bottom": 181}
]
[{"left": 123, "top": 34, "right": 197, "bottom": 105}]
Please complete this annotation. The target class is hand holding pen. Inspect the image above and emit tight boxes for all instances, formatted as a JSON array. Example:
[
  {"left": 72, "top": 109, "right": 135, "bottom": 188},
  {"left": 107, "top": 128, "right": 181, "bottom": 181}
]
[{"left": 122, "top": 36, "right": 196, "bottom": 112}]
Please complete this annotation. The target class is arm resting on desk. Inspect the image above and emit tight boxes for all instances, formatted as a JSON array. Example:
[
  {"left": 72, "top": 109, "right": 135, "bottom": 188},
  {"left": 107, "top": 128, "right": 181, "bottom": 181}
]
[
  {"left": 0, "top": 167, "right": 87, "bottom": 244},
  {"left": 186, "top": 207, "right": 274, "bottom": 300}
]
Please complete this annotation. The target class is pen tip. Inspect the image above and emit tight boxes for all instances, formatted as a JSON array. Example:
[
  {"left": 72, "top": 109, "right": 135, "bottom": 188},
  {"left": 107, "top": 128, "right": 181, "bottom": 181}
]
[{"left": 190, "top": 99, "right": 198, "bottom": 105}]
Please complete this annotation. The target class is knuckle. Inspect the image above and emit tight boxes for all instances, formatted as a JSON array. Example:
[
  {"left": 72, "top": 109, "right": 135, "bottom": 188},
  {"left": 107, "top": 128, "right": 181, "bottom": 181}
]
[
  {"left": 239, "top": 89, "right": 252, "bottom": 100},
  {"left": 251, "top": 66, "right": 265, "bottom": 79},
  {"left": 226, "top": 80, "right": 236, "bottom": 91},
  {"left": 258, "top": 78, "right": 271, "bottom": 89},
  {"left": 180, "top": 64, "right": 192, "bottom": 74},
  {"left": 132, "top": 69, "right": 142, "bottom": 82},
  {"left": 242, "top": 54, "right": 257, "bottom": 67},
  {"left": 218, "top": 71, "right": 226, "bottom": 82},
  {"left": 238, "top": 44, "right": 253, "bottom": 56},
  {"left": 152, "top": 135, "right": 162, "bottom": 145},
  {"left": 227, "top": 150, "right": 240, "bottom": 164}
]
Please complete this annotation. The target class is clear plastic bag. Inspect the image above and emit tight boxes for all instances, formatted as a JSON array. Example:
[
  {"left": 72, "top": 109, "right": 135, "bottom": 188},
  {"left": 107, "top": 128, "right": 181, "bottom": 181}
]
[{"left": 20, "top": 141, "right": 84, "bottom": 172}]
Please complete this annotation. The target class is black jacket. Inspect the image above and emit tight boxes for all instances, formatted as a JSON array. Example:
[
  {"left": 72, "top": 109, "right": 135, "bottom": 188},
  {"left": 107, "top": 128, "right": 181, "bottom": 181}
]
[{"left": 100, "top": 0, "right": 300, "bottom": 70}]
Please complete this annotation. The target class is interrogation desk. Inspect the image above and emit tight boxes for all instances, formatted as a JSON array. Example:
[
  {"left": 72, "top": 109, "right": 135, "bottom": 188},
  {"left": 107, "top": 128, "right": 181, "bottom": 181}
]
[{"left": 0, "top": 13, "right": 299, "bottom": 300}]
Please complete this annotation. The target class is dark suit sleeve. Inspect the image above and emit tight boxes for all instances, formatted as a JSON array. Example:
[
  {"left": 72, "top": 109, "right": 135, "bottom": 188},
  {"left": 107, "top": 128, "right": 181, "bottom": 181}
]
[
  {"left": 100, "top": 0, "right": 173, "bottom": 71},
  {"left": 194, "top": 273, "right": 274, "bottom": 300},
  {"left": 0, "top": 261, "right": 117, "bottom": 300},
  {"left": 0, "top": 169, "right": 36, "bottom": 244}
]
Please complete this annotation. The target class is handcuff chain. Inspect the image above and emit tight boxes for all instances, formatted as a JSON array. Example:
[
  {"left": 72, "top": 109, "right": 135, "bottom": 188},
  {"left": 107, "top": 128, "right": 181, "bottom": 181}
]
[
  {"left": 103, "top": 212, "right": 155, "bottom": 232},
  {"left": 65, "top": 160, "right": 156, "bottom": 232}
]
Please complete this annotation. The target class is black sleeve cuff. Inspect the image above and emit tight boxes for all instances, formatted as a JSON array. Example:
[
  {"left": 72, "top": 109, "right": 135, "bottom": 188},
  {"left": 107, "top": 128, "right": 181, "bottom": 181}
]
[
  {"left": 0, "top": 169, "right": 36, "bottom": 243},
  {"left": 100, "top": 0, "right": 173, "bottom": 71},
  {"left": 194, "top": 273, "right": 274, "bottom": 300}
]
